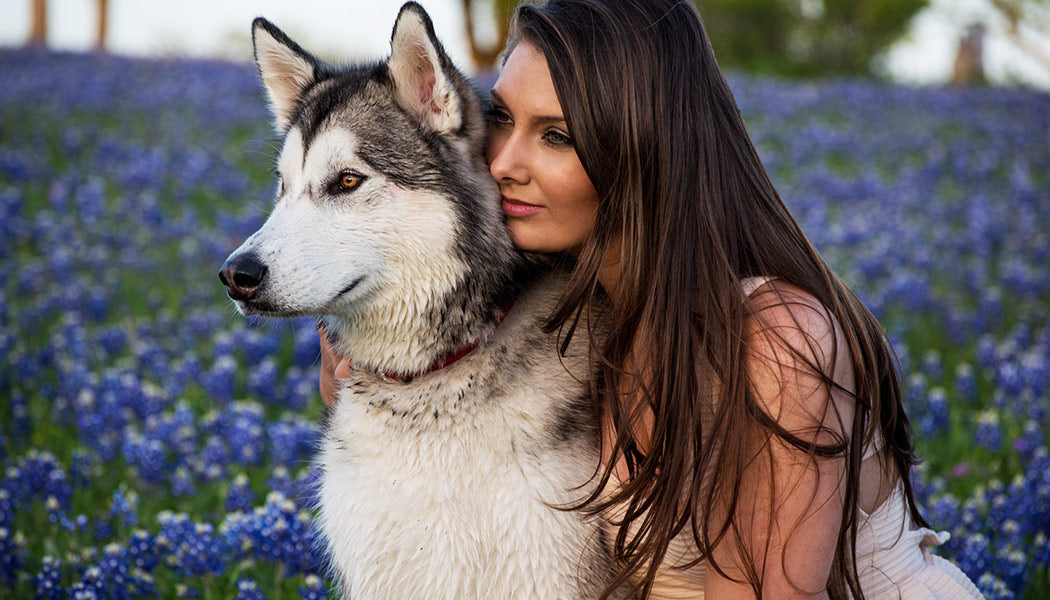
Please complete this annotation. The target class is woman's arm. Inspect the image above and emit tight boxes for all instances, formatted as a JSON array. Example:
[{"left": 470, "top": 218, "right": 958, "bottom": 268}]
[
  {"left": 318, "top": 327, "right": 354, "bottom": 409},
  {"left": 706, "top": 283, "right": 856, "bottom": 599}
]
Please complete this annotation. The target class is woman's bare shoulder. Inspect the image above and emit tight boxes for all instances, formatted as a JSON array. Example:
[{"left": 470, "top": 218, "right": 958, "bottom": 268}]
[
  {"left": 745, "top": 280, "right": 838, "bottom": 361},
  {"left": 742, "top": 278, "right": 856, "bottom": 439}
]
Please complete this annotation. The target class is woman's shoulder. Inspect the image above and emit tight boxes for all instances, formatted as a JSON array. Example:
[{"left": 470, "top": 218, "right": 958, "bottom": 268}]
[
  {"left": 742, "top": 277, "right": 840, "bottom": 354},
  {"left": 740, "top": 276, "right": 857, "bottom": 434}
]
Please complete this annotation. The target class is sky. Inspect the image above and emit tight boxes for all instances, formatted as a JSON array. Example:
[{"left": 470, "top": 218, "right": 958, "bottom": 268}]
[{"left": 1, "top": 0, "right": 1049, "bottom": 89}]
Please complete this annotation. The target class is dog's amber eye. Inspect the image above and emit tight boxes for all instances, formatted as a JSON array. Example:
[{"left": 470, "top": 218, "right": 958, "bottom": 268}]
[{"left": 340, "top": 173, "right": 362, "bottom": 191}]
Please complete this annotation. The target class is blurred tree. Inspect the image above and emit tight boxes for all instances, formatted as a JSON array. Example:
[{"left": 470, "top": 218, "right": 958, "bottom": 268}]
[
  {"left": 28, "top": 0, "right": 47, "bottom": 47},
  {"left": 951, "top": 23, "right": 986, "bottom": 85},
  {"left": 694, "top": 0, "right": 930, "bottom": 77},
  {"left": 95, "top": 0, "right": 109, "bottom": 52},
  {"left": 988, "top": 0, "right": 1050, "bottom": 74},
  {"left": 462, "top": 0, "right": 516, "bottom": 72},
  {"left": 466, "top": 0, "right": 926, "bottom": 78}
]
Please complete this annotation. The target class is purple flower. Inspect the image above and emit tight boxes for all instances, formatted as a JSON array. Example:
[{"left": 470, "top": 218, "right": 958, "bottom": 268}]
[{"left": 1013, "top": 420, "right": 1045, "bottom": 463}]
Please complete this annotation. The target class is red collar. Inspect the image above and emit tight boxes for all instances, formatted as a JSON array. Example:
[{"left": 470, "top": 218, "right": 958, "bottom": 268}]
[{"left": 382, "top": 297, "right": 515, "bottom": 384}]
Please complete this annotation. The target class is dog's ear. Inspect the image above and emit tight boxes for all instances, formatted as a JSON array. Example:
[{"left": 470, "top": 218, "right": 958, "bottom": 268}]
[
  {"left": 388, "top": 2, "right": 463, "bottom": 134},
  {"left": 252, "top": 18, "right": 318, "bottom": 132}
]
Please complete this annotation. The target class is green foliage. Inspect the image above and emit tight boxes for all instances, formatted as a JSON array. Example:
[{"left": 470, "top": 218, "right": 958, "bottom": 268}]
[{"left": 695, "top": 0, "right": 929, "bottom": 77}]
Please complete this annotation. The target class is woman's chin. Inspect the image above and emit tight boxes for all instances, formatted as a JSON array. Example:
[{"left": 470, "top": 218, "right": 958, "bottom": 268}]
[
  {"left": 507, "top": 227, "right": 552, "bottom": 254},
  {"left": 506, "top": 222, "right": 576, "bottom": 255}
]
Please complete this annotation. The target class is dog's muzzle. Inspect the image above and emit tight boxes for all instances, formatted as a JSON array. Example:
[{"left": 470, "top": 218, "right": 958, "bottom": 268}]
[{"left": 219, "top": 252, "right": 268, "bottom": 301}]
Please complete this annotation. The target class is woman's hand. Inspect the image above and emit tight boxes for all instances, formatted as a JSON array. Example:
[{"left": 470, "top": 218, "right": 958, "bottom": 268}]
[{"left": 318, "top": 327, "right": 354, "bottom": 409}]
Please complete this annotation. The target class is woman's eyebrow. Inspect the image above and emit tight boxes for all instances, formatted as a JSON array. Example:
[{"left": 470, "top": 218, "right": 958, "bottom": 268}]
[{"left": 489, "top": 89, "right": 566, "bottom": 127}]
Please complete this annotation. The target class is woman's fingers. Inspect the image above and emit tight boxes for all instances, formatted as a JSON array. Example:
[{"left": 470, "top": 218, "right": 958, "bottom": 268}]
[
  {"left": 334, "top": 354, "right": 354, "bottom": 379},
  {"left": 318, "top": 326, "right": 351, "bottom": 409}
]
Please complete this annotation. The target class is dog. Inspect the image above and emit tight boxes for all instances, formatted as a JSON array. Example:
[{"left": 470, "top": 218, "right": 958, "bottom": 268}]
[{"left": 219, "top": 3, "right": 617, "bottom": 598}]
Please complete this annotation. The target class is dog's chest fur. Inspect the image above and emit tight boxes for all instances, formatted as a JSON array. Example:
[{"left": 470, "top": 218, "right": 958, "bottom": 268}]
[{"left": 318, "top": 277, "right": 613, "bottom": 599}]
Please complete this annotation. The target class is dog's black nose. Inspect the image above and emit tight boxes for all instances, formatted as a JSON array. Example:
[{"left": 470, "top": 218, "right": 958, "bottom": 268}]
[{"left": 219, "top": 253, "right": 268, "bottom": 301}]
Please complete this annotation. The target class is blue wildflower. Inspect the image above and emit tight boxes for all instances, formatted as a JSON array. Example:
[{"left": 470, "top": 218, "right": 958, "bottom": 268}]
[
  {"left": 954, "top": 363, "right": 978, "bottom": 403},
  {"left": 34, "top": 555, "right": 65, "bottom": 600},
  {"left": 126, "top": 529, "right": 160, "bottom": 572},
  {"left": 226, "top": 473, "right": 256, "bottom": 514},
  {"left": 957, "top": 532, "right": 990, "bottom": 581},
  {"left": 171, "top": 466, "right": 196, "bottom": 497},
  {"left": 920, "top": 349, "right": 943, "bottom": 380},
  {"left": 975, "top": 410, "right": 1002, "bottom": 452},
  {"left": 235, "top": 578, "right": 266, "bottom": 600},
  {"left": 269, "top": 415, "right": 319, "bottom": 467},
  {"left": 267, "top": 467, "right": 295, "bottom": 499},
  {"left": 247, "top": 358, "right": 278, "bottom": 405},
  {"left": 976, "top": 571, "right": 1014, "bottom": 600},
  {"left": 203, "top": 354, "right": 237, "bottom": 404},
  {"left": 227, "top": 402, "right": 266, "bottom": 466},
  {"left": 0, "top": 527, "right": 26, "bottom": 586},
  {"left": 299, "top": 573, "right": 328, "bottom": 600},
  {"left": 293, "top": 323, "right": 321, "bottom": 369},
  {"left": 918, "top": 387, "right": 950, "bottom": 437}
]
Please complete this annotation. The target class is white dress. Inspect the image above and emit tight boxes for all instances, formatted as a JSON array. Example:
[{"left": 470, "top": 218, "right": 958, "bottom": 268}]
[
  {"left": 599, "top": 277, "right": 983, "bottom": 599},
  {"left": 856, "top": 482, "right": 983, "bottom": 599}
]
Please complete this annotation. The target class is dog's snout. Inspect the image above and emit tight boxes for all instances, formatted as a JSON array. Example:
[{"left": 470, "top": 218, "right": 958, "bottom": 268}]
[{"left": 219, "top": 253, "right": 268, "bottom": 301}]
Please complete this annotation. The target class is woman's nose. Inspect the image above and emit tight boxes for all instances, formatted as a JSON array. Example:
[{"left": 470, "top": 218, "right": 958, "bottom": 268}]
[{"left": 487, "top": 133, "right": 528, "bottom": 184}]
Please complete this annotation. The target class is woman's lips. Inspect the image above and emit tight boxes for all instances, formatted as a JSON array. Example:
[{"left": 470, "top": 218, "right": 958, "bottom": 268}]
[{"left": 501, "top": 196, "right": 545, "bottom": 218}]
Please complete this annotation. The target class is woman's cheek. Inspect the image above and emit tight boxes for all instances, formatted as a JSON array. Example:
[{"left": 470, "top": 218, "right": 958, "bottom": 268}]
[{"left": 484, "top": 126, "right": 506, "bottom": 170}]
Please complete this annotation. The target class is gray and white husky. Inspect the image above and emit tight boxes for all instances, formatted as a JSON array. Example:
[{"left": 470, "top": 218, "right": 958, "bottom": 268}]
[{"left": 219, "top": 3, "right": 616, "bottom": 598}]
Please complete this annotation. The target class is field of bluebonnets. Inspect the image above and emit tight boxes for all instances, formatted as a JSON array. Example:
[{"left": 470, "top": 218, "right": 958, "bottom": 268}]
[{"left": 1, "top": 46, "right": 1048, "bottom": 599}]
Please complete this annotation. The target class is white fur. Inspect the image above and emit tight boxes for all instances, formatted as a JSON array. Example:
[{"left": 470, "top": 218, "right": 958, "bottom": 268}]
[
  {"left": 253, "top": 23, "right": 315, "bottom": 132},
  {"left": 319, "top": 282, "right": 609, "bottom": 600},
  {"left": 228, "top": 126, "right": 468, "bottom": 373},
  {"left": 389, "top": 9, "right": 462, "bottom": 134}
]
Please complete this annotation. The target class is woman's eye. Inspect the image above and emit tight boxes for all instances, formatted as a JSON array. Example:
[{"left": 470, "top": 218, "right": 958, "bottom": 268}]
[
  {"left": 486, "top": 107, "right": 512, "bottom": 126},
  {"left": 543, "top": 130, "right": 573, "bottom": 147}
]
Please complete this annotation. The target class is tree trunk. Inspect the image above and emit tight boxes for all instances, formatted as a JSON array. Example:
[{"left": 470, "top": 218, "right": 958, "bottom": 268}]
[
  {"left": 950, "top": 23, "right": 986, "bottom": 85},
  {"left": 95, "top": 0, "right": 109, "bottom": 52},
  {"left": 28, "top": 0, "right": 47, "bottom": 47},
  {"left": 460, "top": 0, "right": 512, "bottom": 73}
]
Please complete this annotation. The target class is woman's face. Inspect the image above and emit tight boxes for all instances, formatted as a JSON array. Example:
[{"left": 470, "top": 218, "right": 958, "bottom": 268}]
[{"left": 486, "top": 42, "right": 599, "bottom": 254}]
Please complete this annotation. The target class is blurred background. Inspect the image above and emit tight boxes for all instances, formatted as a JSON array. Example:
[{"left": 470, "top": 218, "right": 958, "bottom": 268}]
[
  {"left": 2, "top": 0, "right": 1050, "bottom": 88},
  {"left": 2, "top": 1, "right": 1049, "bottom": 599}
]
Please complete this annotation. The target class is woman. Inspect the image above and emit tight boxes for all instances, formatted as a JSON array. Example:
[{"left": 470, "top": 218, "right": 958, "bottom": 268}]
[{"left": 321, "top": 1, "right": 983, "bottom": 598}]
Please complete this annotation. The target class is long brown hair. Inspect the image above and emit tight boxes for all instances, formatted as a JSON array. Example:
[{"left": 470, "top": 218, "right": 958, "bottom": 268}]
[{"left": 506, "top": 1, "right": 926, "bottom": 598}]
